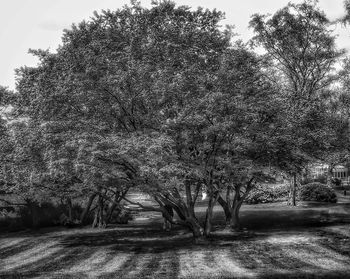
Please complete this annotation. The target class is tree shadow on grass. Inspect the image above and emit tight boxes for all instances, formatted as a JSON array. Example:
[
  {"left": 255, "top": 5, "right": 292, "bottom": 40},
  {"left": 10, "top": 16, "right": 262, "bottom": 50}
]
[
  {"left": 314, "top": 228, "right": 350, "bottom": 257},
  {"left": 1, "top": 225, "right": 350, "bottom": 279},
  {"left": 1, "top": 203, "right": 350, "bottom": 279},
  {"left": 0, "top": 238, "right": 45, "bottom": 261},
  {"left": 61, "top": 226, "right": 194, "bottom": 252},
  {"left": 207, "top": 205, "right": 350, "bottom": 232},
  {"left": 258, "top": 271, "right": 350, "bottom": 279},
  {"left": 0, "top": 226, "right": 188, "bottom": 278}
]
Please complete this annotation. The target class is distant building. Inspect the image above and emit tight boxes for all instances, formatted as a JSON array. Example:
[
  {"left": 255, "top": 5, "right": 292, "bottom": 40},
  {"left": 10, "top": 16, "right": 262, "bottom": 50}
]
[
  {"left": 309, "top": 163, "right": 349, "bottom": 186},
  {"left": 332, "top": 165, "right": 348, "bottom": 181}
]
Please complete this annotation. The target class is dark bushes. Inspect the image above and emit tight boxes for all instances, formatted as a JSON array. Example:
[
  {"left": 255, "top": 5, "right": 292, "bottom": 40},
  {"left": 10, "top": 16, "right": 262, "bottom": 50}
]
[
  {"left": 0, "top": 201, "right": 84, "bottom": 231},
  {"left": 299, "top": 182, "right": 337, "bottom": 203}
]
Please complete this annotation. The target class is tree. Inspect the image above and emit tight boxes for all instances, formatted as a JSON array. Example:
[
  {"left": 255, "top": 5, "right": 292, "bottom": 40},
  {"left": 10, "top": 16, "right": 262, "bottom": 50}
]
[
  {"left": 211, "top": 45, "right": 282, "bottom": 230},
  {"left": 14, "top": 1, "right": 231, "bottom": 238},
  {"left": 319, "top": 57, "right": 350, "bottom": 186},
  {"left": 0, "top": 86, "right": 15, "bottom": 201},
  {"left": 340, "top": 0, "right": 350, "bottom": 24},
  {"left": 250, "top": 0, "right": 344, "bottom": 205}
]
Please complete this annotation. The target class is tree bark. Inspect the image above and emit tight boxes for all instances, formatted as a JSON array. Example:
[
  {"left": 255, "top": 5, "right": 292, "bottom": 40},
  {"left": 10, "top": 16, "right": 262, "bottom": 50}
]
[
  {"left": 230, "top": 201, "right": 243, "bottom": 231},
  {"left": 218, "top": 179, "right": 255, "bottom": 231},
  {"left": 186, "top": 217, "right": 204, "bottom": 239},
  {"left": 97, "top": 195, "right": 105, "bottom": 228},
  {"left": 217, "top": 195, "right": 232, "bottom": 227},
  {"left": 92, "top": 194, "right": 105, "bottom": 228},
  {"left": 153, "top": 190, "right": 204, "bottom": 240},
  {"left": 326, "top": 165, "right": 334, "bottom": 187},
  {"left": 204, "top": 192, "right": 218, "bottom": 236},
  {"left": 162, "top": 204, "right": 173, "bottom": 231},
  {"left": 288, "top": 173, "right": 297, "bottom": 206},
  {"left": 92, "top": 208, "right": 99, "bottom": 228}
]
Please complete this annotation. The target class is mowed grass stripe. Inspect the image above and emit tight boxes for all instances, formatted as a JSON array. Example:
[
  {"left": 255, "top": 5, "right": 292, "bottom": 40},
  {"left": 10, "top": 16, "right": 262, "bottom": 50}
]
[
  {"left": 288, "top": 244, "right": 350, "bottom": 270},
  {"left": 152, "top": 250, "right": 180, "bottom": 279},
  {"left": 2, "top": 240, "right": 61, "bottom": 271},
  {"left": 0, "top": 237, "right": 28, "bottom": 250}
]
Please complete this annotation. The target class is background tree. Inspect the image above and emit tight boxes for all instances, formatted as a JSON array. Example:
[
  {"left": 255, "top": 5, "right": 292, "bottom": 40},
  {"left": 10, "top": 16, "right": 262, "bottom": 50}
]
[
  {"left": 250, "top": 0, "right": 344, "bottom": 205},
  {"left": 211, "top": 45, "right": 281, "bottom": 230}
]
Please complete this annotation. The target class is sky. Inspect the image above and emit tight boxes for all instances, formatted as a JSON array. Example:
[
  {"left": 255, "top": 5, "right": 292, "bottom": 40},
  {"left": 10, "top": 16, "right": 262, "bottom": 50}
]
[{"left": 0, "top": 0, "right": 349, "bottom": 90}]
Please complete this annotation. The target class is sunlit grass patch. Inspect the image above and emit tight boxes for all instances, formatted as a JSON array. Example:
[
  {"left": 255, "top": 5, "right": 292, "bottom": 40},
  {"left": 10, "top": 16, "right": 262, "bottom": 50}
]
[{"left": 0, "top": 204, "right": 349, "bottom": 278}]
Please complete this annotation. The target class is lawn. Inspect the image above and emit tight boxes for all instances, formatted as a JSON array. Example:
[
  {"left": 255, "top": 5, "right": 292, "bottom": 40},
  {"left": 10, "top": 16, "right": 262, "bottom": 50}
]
[{"left": 0, "top": 200, "right": 350, "bottom": 279}]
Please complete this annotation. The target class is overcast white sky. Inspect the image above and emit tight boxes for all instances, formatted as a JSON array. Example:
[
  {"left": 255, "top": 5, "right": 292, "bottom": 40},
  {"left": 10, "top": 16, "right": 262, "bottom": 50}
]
[{"left": 0, "top": 0, "right": 349, "bottom": 90}]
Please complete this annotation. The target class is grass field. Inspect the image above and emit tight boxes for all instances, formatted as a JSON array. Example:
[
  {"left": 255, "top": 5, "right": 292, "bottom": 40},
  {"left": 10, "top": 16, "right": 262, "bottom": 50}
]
[{"left": 0, "top": 200, "right": 350, "bottom": 279}]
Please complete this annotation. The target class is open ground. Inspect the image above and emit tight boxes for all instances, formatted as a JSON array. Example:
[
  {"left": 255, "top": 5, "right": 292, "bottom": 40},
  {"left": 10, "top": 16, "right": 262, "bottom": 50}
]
[{"left": 1, "top": 196, "right": 350, "bottom": 279}]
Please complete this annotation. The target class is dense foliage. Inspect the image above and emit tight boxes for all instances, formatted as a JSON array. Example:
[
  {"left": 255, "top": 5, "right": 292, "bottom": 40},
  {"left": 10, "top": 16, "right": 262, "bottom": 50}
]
[
  {"left": 300, "top": 182, "right": 337, "bottom": 203},
  {"left": 249, "top": 0, "right": 345, "bottom": 205},
  {"left": 0, "top": 0, "right": 348, "bottom": 239}
]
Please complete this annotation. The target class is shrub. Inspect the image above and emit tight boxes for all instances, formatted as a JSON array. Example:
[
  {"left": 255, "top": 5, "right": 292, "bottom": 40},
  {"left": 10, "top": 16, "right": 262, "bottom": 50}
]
[
  {"left": 299, "top": 182, "right": 337, "bottom": 203},
  {"left": 246, "top": 183, "right": 289, "bottom": 204}
]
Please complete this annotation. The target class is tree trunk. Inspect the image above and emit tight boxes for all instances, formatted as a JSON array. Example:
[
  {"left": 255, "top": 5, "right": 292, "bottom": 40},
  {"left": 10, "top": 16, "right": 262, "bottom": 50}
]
[
  {"left": 163, "top": 218, "right": 172, "bottom": 231},
  {"left": 97, "top": 195, "right": 105, "bottom": 228},
  {"left": 169, "top": 202, "right": 203, "bottom": 240},
  {"left": 230, "top": 201, "right": 242, "bottom": 231},
  {"left": 326, "top": 165, "right": 333, "bottom": 187},
  {"left": 186, "top": 217, "right": 204, "bottom": 240},
  {"left": 217, "top": 195, "right": 232, "bottom": 228},
  {"left": 204, "top": 193, "right": 217, "bottom": 236},
  {"left": 80, "top": 194, "right": 96, "bottom": 224},
  {"left": 92, "top": 195, "right": 105, "bottom": 228},
  {"left": 162, "top": 204, "right": 173, "bottom": 231},
  {"left": 288, "top": 173, "right": 297, "bottom": 206},
  {"left": 92, "top": 208, "right": 99, "bottom": 228},
  {"left": 154, "top": 191, "right": 204, "bottom": 241}
]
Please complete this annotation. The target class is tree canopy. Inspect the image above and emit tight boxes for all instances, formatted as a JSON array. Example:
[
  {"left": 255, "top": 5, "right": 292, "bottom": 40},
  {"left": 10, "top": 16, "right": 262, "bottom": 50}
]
[{"left": 0, "top": 0, "right": 348, "bottom": 238}]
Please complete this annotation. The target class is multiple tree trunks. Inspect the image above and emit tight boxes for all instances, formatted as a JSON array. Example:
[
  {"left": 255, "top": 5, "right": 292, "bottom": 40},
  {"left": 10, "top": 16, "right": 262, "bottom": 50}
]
[
  {"left": 204, "top": 192, "right": 219, "bottom": 236},
  {"left": 186, "top": 217, "right": 204, "bottom": 239},
  {"left": 90, "top": 189, "right": 128, "bottom": 228},
  {"left": 140, "top": 184, "right": 207, "bottom": 239},
  {"left": 2, "top": 181, "right": 254, "bottom": 239},
  {"left": 217, "top": 179, "right": 255, "bottom": 232},
  {"left": 144, "top": 178, "right": 257, "bottom": 240}
]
